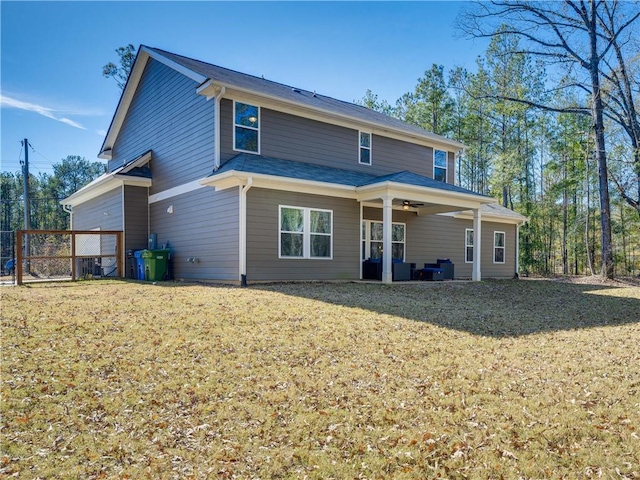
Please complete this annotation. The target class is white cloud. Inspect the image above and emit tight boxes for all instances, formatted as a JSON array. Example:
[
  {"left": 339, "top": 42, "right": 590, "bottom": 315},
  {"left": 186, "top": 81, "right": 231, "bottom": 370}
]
[{"left": 0, "top": 94, "right": 86, "bottom": 130}]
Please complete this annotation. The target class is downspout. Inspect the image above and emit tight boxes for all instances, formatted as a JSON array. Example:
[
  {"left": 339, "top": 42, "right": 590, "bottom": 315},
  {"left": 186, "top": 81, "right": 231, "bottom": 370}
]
[
  {"left": 213, "top": 86, "right": 226, "bottom": 171},
  {"left": 239, "top": 177, "right": 253, "bottom": 286},
  {"left": 62, "top": 204, "right": 73, "bottom": 229}
]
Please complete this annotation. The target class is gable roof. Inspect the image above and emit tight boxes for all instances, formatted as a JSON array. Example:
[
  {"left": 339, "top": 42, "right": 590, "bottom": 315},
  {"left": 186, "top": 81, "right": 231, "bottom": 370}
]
[
  {"left": 99, "top": 45, "right": 466, "bottom": 159},
  {"left": 61, "top": 151, "right": 152, "bottom": 207}
]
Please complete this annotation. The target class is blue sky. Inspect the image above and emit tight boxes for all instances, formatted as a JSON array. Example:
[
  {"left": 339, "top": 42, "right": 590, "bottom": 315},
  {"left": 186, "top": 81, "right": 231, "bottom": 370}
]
[{"left": 1, "top": 1, "right": 488, "bottom": 176}]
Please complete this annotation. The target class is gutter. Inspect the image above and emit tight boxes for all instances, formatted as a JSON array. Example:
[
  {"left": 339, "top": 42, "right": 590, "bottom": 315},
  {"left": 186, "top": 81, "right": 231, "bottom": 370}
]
[
  {"left": 197, "top": 80, "right": 465, "bottom": 152},
  {"left": 213, "top": 86, "right": 226, "bottom": 171},
  {"left": 62, "top": 204, "right": 73, "bottom": 229}
]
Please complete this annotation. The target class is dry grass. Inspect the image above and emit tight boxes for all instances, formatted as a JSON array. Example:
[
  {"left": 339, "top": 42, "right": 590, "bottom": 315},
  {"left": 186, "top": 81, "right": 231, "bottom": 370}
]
[{"left": 2, "top": 279, "right": 639, "bottom": 479}]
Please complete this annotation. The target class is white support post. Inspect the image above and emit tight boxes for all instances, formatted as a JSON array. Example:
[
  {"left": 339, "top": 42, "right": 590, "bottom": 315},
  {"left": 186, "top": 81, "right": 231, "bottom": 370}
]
[
  {"left": 472, "top": 208, "right": 482, "bottom": 281},
  {"left": 359, "top": 202, "right": 363, "bottom": 280},
  {"left": 516, "top": 223, "right": 521, "bottom": 278},
  {"left": 382, "top": 195, "right": 393, "bottom": 284}
]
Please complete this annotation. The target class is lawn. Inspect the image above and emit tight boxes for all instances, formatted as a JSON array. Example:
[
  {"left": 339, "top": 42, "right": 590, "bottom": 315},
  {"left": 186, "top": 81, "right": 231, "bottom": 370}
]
[{"left": 2, "top": 279, "right": 639, "bottom": 479}]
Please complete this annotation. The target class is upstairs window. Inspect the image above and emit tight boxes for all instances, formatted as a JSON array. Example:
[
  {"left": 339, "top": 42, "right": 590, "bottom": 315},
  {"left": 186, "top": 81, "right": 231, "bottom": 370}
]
[
  {"left": 434, "top": 149, "right": 447, "bottom": 182},
  {"left": 494, "top": 231, "right": 505, "bottom": 263},
  {"left": 359, "top": 132, "right": 372, "bottom": 165},
  {"left": 234, "top": 101, "right": 260, "bottom": 153}
]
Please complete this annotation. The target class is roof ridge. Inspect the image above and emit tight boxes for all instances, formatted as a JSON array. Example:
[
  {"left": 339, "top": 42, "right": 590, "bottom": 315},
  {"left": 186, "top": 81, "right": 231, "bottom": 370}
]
[
  {"left": 148, "top": 46, "right": 331, "bottom": 100},
  {"left": 145, "top": 46, "right": 410, "bottom": 122}
]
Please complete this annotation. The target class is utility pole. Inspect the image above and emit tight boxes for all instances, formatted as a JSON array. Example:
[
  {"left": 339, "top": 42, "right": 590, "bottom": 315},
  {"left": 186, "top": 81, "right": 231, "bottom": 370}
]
[{"left": 21, "top": 139, "right": 30, "bottom": 272}]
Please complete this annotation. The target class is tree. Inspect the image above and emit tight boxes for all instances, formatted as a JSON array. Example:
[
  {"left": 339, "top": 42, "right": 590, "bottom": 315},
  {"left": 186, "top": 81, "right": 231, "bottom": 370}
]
[
  {"left": 355, "top": 89, "right": 395, "bottom": 117},
  {"left": 50, "top": 155, "right": 105, "bottom": 200},
  {"left": 102, "top": 44, "right": 136, "bottom": 91},
  {"left": 0, "top": 156, "right": 105, "bottom": 232},
  {"left": 598, "top": 8, "right": 640, "bottom": 220},
  {"left": 395, "top": 64, "right": 455, "bottom": 136},
  {"left": 460, "top": 0, "right": 640, "bottom": 278}
]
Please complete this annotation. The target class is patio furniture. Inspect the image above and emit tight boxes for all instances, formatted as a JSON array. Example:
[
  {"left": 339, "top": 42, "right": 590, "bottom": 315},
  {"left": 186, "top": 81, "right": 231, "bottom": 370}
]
[
  {"left": 362, "top": 258, "right": 412, "bottom": 281},
  {"left": 392, "top": 261, "right": 411, "bottom": 281},
  {"left": 418, "top": 267, "right": 444, "bottom": 281},
  {"left": 425, "top": 259, "right": 454, "bottom": 280}
]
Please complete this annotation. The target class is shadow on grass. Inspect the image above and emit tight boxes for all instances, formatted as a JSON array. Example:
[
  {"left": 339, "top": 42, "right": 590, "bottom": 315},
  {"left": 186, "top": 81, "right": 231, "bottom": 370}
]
[
  {"left": 17, "top": 278, "right": 638, "bottom": 338},
  {"left": 249, "top": 279, "right": 640, "bottom": 338}
]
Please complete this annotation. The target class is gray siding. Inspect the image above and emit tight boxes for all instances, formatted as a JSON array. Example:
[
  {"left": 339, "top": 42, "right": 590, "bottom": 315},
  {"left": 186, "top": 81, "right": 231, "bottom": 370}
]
[
  {"left": 123, "top": 186, "right": 148, "bottom": 251},
  {"left": 397, "top": 211, "right": 516, "bottom": 279},
  {"left": 72, "top": 187, "right": 123, "bottom": 231},
  {"left": 220, "top": 99, "right": 456, "bottom": 182},
  {"left": 246, "top": 188, "right": 360, "bottom": 281},
  {"left": 149, "top": 187, "right": 239, "bottom": 280},
  {"left": 109, "top": 58, "right": 215, "bottom": 193}
]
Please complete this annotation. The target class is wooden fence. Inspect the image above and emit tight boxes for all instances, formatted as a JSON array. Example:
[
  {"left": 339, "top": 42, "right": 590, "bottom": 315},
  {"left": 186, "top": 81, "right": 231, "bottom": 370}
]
[{"left": 15, "top": 230, "right": 123, "bottom": 285}]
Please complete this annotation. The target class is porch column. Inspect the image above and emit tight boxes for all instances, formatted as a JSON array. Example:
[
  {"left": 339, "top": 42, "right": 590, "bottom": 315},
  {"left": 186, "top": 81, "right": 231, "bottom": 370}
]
[
  {"left": 472, "top": 208, "right": 482, "bottom": 281},
  {"left": 382, "top": 195, "right": 394, "bottom": 284},
  {"left": 359, "top": 202, "right": 364, "bottom": 280}
]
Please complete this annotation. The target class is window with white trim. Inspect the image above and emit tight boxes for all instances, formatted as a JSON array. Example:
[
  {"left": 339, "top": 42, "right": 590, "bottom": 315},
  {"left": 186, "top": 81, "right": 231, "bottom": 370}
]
[
  {"left": 465, "top": 228, "right": 474, "bottom": 263},
  {"left": 361, "top": 220, "right": 405, "bottom": 261},
  {"left": 434, "top": 149, "right": 447, "bottom": 182},
  {"left": 279, "top": 206, "right": 332, "bottom": 259},
  {"left": 359, "top": 131, "right": 371, "bottom": 165},
  {"left": 234, "top": 101, "right": 260, "bottom": 153},
  {"left": 494, "top": 231, "right": 505, "bottom": 263}
]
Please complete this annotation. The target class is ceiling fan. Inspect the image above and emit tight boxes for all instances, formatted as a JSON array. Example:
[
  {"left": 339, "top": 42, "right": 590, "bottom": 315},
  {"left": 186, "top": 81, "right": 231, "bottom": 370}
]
[{"left": 402, "top": 200, "right": 424, "bottom": 210}]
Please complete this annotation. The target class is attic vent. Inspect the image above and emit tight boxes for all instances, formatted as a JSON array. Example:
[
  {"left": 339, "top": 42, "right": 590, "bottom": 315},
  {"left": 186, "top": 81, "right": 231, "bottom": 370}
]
[{"left": 292, "top": 87, "right": 301, "bottom": 93}]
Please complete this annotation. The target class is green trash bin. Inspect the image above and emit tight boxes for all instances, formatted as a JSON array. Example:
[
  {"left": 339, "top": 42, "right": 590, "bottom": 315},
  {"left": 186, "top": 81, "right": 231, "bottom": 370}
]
[{"left": 141, "top": 249, "right": 170, "bottom": 281}]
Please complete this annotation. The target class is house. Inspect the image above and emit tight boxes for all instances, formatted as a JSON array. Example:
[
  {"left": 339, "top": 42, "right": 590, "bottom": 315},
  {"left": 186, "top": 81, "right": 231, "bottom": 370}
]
[{"left": 62, "top": 46, "right": 527, "bottom": 284}]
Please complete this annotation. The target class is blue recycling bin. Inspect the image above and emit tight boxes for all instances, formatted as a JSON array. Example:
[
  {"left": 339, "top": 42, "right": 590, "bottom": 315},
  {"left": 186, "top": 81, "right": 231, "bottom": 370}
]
[{"left": 134, "top": 250, "right": 145, "bottom": 280}]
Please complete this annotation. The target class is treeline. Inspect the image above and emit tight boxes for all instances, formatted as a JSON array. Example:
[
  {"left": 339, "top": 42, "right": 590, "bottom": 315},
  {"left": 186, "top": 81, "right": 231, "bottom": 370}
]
[
  {"left": 1, "top": 155, "right": 105, "bottom": 233},
  {"left": 358, "top": 30, "right": 639, "bottom": 277}
]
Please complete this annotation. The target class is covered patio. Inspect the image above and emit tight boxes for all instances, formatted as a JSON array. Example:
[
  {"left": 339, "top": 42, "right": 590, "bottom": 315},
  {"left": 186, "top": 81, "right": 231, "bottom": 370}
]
[
  {"left": 356, "top": 171, "right": 493, "bottom": 283},
  {"left": 202, "top": 154, "right": 498, "bottom": 284}
]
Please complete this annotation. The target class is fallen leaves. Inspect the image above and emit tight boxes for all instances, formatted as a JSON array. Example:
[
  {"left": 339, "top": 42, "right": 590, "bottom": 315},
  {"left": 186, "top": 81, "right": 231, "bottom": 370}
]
[{"left": 1, "top": 279, "right": 639, "bottom": 478}]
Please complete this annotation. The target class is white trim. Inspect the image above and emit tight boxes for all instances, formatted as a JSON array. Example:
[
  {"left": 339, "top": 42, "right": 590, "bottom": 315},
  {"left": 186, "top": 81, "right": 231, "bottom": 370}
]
[
  {"left": 213, "top": 87, "right": 226, "bottom": 170},
  {"left": 493, "top": 231, "right": 506, "bottom": 264},
  {"left": 359, "top": 202, "right": 364, "bottom": 279},
  {"left": 472, "top": 208, "right": 482, "bottom": 281},
  {"left": 433, "top": 149, "right": 448, "bottom": 183},
  {"left": 144, "top": 47, "right": 208, "bottom": 84},
  {"left": 239, "top": 178, "right": 253, "bottom": 281},
  {"left": 233, "top": 101, "right": 260, "bottom": 155},
  {"left": 99, "top": 47, "right": 207, "bottom": 159},
  {"left": 148, "top": 179, "right": 207, "bottom": 204},
  {"left": 278, "top": 205, "right": 333, "bottom": 260},
  {"left": 362, "top": 220, "right": 405, "bottom": 262},
  {"left": 465, "top": 228, "right": 474, "bottom": 264},
  {"left": 356, "top": 181, "right": 492, "bottom": 206},
  {"left": 515, "top": 224, "right": 521, "bottom": 276},
  {"left": 201, "top": 170, "right": 357, "bottom": 198},
  {"left": 359, "top": 131, "right": 372, "bottom": 165},
  {"left": 120, "top": 150, "right": 152, "bottom": 173},
  {"left": 99, "top": 47, "right": 466, "bottom": 161},
  {"left": 382, "top": 195, "right": 394, "bottom": 283},
  {"left": 215, "top": 86, "right": 466, "bottom": 152}
]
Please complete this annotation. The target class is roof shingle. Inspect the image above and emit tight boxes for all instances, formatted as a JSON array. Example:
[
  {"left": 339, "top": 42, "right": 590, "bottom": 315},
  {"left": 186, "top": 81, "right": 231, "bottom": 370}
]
[{"left": 145, "top": 46, "right": 465, "bottom": 149}]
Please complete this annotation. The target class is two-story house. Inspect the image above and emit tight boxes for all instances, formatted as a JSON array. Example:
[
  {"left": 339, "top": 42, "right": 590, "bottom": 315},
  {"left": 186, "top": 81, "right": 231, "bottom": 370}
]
[{"left": 62, "top": 46, "right": 526, "bottom": 283}]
